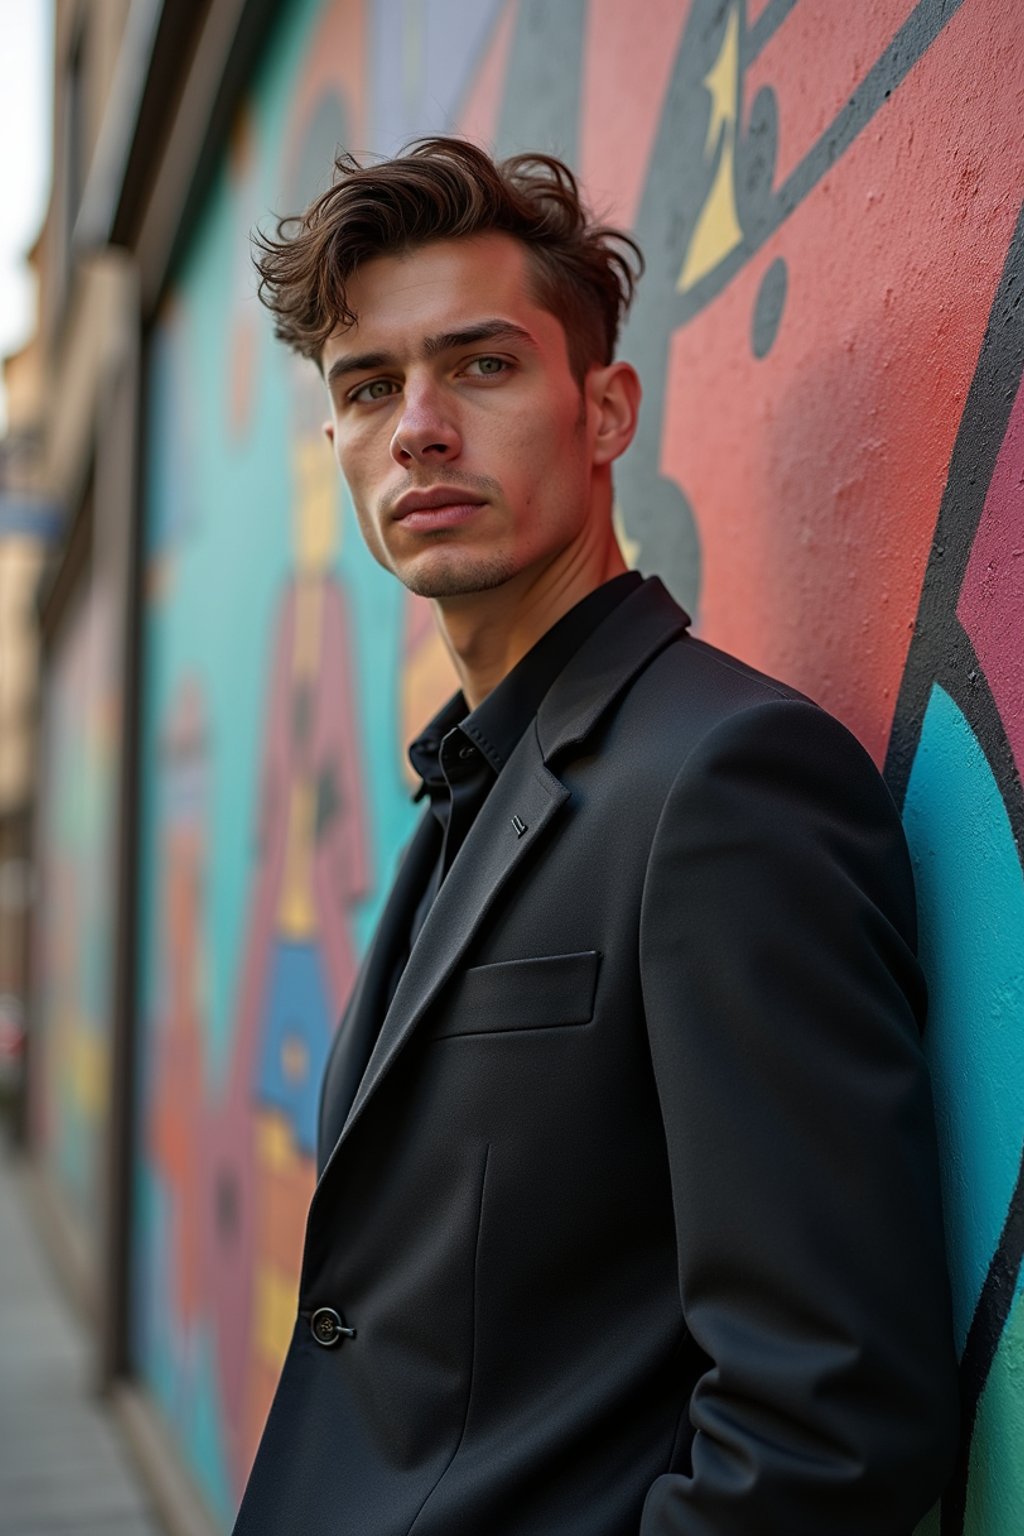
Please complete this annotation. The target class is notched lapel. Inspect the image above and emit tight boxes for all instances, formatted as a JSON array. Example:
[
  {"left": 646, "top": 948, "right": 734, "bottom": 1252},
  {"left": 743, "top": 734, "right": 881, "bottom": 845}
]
[
  {"left": 316, "top": 807, "right": 441, "bottom": 1171},
  {"left": 537, "top": 577, "right": 689, "bottom": 762},
  {"left": 337, "top": 727, "right": 569, "bottom": 1148}
]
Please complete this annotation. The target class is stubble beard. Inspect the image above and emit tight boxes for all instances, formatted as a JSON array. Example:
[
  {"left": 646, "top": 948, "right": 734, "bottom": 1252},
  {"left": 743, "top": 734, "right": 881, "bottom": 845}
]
[{"left": 395, "top": 547, "right": 520, "bottom": 599}]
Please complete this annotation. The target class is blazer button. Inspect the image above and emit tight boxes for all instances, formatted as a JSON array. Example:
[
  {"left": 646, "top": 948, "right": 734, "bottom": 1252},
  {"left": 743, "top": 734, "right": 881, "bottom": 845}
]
[{"left": 310, "top": 1307, "right": 355, "bottom": 1347}]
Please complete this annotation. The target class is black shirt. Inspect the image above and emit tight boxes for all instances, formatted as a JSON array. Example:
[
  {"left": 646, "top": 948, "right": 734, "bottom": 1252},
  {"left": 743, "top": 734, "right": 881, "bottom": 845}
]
[{"left": 404, "top": 571, "right": 643, "bottom": 957}]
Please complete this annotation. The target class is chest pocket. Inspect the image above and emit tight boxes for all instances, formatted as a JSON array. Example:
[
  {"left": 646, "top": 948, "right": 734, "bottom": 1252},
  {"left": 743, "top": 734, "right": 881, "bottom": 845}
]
[{"left": 434, "top": 950, "right": 601, "bottom": 1039}]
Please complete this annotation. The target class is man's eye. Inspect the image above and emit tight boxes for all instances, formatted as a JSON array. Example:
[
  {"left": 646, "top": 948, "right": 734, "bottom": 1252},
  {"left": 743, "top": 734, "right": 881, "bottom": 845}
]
[
  {"left": 350, "top": 378, "right": 398, "bottom": 403},
  {"left": 466, "top": 356, "right": 509, "bottom": 377}
]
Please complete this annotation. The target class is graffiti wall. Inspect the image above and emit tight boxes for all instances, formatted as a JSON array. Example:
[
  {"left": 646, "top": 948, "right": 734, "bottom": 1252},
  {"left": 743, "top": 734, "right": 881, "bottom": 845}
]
[
  {"left": 33, "top": 566, "right": 119, "bottom": 1274},
  {"left": 132, "top": 0, "right": 1024, "bottom": 1530}
]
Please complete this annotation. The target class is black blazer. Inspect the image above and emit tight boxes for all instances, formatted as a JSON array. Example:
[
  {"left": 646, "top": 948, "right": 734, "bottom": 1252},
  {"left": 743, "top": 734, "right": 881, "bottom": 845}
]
[{"left": 233, "top": 578, "right": 958, "bottom": 1536}]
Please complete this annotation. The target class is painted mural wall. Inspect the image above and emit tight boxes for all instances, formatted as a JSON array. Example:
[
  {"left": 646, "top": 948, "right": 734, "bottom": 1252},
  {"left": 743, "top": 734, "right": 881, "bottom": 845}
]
[
  {"left": 131, "top": 1, "right": 1024, "bottom": 1531},
  {"left": 33, "top": 565, "right": 119, "bottom": 1275}
]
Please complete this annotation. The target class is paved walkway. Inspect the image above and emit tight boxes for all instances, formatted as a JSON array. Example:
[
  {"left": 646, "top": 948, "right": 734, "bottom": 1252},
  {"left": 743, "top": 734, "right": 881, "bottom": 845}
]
[{"left": 0, "top": 1128, "right": 164, "bottom": 1536}]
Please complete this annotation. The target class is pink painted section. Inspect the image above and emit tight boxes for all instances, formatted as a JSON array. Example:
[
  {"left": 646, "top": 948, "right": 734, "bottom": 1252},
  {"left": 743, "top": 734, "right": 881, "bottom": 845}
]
[
  {"left": 958, "top": 381, "right": 1024, "bottom": 779},
  {"left": 457, "top": 1, "right": 517, "bottom": 147},
  {"left": 660, "top": 0, "right": 1024, "bottom": 765},
  {"left": 744, "top": 0, "right": 920, "bottom": 188},
  {"left": 578, "top": 0, "right": 691, "bottom": 227},
  {"left": 403, "top": 590, "right": 436, "bottom": 652},
  {"left": 283, "top": 0, "right": 367, "bottom": 172}
]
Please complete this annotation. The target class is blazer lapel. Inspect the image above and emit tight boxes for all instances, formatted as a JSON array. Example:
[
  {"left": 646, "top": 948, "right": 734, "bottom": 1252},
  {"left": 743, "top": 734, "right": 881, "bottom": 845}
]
[
  {"left": 317, "top": 806, "right": 440, "bottom": 1165},
  {"left": 536, "top": 576, "right": 690, "bottom": 761},
  {"left": 334, "top": 728, "right": 570, "bottom": 1151}
]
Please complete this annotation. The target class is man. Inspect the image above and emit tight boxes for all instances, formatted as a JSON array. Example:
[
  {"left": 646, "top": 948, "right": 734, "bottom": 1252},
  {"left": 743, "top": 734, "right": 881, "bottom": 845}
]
[{"left": 235, "top": 138, "right": 957, "bottom": 1534}]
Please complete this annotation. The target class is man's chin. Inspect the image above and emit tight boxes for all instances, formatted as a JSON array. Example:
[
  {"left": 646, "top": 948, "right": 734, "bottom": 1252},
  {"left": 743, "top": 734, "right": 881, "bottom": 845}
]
[{"left": 395, "top": 554, "right": 518, "bottom": 600}]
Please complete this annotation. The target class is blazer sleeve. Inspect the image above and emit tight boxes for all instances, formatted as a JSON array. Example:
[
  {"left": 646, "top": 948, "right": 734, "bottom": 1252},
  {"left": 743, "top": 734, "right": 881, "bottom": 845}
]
[{"left": 637, "top": 697, "right": 959, "bottom": 1535}]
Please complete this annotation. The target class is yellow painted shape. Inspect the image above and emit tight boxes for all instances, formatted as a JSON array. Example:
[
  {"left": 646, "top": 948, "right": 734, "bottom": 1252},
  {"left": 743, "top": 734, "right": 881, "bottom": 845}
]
[
  {"left": 679, "top": 3, "right": 744, "bottom": 292},
  {"left": 613, "top": 503, "right": 641, "bottom": 569},
  {"left": 291, "top": 578, "right": 324, "bottom": 676},
  {"left": 254, "top": 1261, "right": 300, "bottom": 1366},
  {"left": 277, "top": 778, "right": 318, "bottom": 937},
  {"left": 292, "top": 440, "right": 339, "bottom": 576},
  {"left": 71, "top": 1021, "right": 109, "bottom": 1120},
  {"left": 281, "top": 1033, "right": 309, "bottom": 1086},
  {"left": 258, "top": 1111, "right": 299, "bottom": 1173}
]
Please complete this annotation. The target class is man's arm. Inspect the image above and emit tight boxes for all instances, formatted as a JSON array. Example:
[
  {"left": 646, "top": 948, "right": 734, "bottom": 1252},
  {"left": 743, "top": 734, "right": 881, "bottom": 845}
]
[{"left": 638, "top": 697, "right": 959, "bottom": 1535}]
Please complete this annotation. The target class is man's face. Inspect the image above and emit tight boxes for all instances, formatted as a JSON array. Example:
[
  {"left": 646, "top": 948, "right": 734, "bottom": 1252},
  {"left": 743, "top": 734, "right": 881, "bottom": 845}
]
[{"left": 321, "top": 233, "right": 604, "bottom": 600}]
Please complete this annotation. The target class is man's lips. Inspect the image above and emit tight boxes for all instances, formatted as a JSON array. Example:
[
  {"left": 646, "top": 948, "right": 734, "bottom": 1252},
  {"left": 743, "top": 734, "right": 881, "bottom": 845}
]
[{"left": 390, "top": 488, "right": 487, "bottom": 531}]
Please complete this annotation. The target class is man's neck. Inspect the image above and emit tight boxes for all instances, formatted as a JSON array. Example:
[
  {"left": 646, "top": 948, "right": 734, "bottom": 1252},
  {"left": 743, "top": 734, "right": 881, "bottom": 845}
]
[{"left": 435, "top": 535, "right": 628, "bottom": 709}]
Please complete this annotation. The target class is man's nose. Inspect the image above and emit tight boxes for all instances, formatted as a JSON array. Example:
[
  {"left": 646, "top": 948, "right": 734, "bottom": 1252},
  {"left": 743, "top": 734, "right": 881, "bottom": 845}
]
[{"left": 390, "top": 381, "right": 462, "bottom": 466}]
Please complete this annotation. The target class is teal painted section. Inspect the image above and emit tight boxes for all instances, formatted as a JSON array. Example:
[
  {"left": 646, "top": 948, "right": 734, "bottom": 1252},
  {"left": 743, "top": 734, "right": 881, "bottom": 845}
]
[
  {"left": 964, "top": 1287, "right": 1024, "bottom": 1535},
  {"left": 903, "top": 685, "right": 1024, "bottom": 1354}
]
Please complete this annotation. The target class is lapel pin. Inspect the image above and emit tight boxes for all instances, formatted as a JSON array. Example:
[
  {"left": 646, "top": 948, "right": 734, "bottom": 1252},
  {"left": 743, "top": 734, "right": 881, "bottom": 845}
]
[{"left": 511, "top": 815, "right": 528, "bottom": 838}]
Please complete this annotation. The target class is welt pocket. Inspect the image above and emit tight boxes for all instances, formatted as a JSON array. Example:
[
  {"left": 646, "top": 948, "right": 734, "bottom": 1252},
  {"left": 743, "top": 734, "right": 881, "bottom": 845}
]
[{"left": 434, "top": 950, "right": 601, "bottom": 1039}]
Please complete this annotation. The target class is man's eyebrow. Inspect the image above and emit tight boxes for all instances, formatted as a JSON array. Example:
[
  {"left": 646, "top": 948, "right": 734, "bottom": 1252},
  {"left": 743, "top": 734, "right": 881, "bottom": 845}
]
[
  {"left": 325, "top": 350, "right": 396, "bottom": 389},
  {"left": 422, "top": 321, "right": 537, "bottom": 358},
  {"left": 325, "top": 321, "right": 537, "bottom": 390}
]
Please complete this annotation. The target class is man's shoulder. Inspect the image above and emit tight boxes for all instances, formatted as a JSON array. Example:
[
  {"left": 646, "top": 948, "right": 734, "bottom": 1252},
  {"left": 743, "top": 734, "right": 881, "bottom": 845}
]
[
  {"left": 604, "top": 573, "right": 819, "bottom": 724},
  {"left": 607, "top": 622, "right": 890, "bottom": 812},
  {"left": 654, "top": 627, "right": 815, "bottom": 706},
  {"left": 541, "top": 576, "right": 875, "bottom": 796},
  {"left": 541, "top": 578, "right": 806, "bottom": 749},
  {"left": 621, "top": 624, "right": 821, "bottom": 746}
]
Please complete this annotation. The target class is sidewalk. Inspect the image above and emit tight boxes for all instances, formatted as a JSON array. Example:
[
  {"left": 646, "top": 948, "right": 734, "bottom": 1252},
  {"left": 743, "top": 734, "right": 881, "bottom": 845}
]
[{"left": 0, "top": 1130, "right": 164, "bottom": 1536}]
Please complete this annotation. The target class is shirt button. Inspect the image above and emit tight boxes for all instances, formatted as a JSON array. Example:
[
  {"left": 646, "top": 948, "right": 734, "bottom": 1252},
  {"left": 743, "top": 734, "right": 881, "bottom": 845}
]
[
  {"left": 310, "top": 1307, "right": 355, "bottom": 1347},
  {"left": 458, "top": 745, "right": 476, "bottom": 759}
]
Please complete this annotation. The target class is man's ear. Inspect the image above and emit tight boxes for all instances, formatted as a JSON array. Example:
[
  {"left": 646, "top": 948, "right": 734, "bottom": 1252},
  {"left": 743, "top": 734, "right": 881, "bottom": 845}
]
[
  {"left": 588, "top": 362, "right": 641, "bottom": 467},
  {"left": 323, "top": 419, "right": 335, "bottom": 446}
]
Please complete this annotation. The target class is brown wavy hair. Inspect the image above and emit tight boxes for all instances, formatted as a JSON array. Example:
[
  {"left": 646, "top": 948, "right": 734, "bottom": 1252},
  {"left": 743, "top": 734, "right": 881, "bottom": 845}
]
[{"left": 251, "top": 136, "right": 643, "bottom": 383}]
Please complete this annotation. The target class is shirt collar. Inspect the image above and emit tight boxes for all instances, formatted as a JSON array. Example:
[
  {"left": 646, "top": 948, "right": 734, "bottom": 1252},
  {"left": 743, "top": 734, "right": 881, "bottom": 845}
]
[{"left": 407, "top": 570, "right": 643, "bottom": 798}]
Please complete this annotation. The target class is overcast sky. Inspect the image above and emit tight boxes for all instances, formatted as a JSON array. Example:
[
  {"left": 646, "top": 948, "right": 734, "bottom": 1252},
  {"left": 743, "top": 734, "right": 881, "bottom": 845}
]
[{"left": 0, "top": 0, "right": 53, "bottom": 432}]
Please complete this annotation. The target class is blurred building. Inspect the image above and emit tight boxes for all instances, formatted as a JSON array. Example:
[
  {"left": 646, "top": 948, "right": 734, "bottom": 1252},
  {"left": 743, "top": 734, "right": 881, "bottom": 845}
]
[
  {"left": 5, "top": 3, "right": 1024, "bottom": 1534},
  {"left": 0, "top": 274, "right": 60, "bottom": 1147}
]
